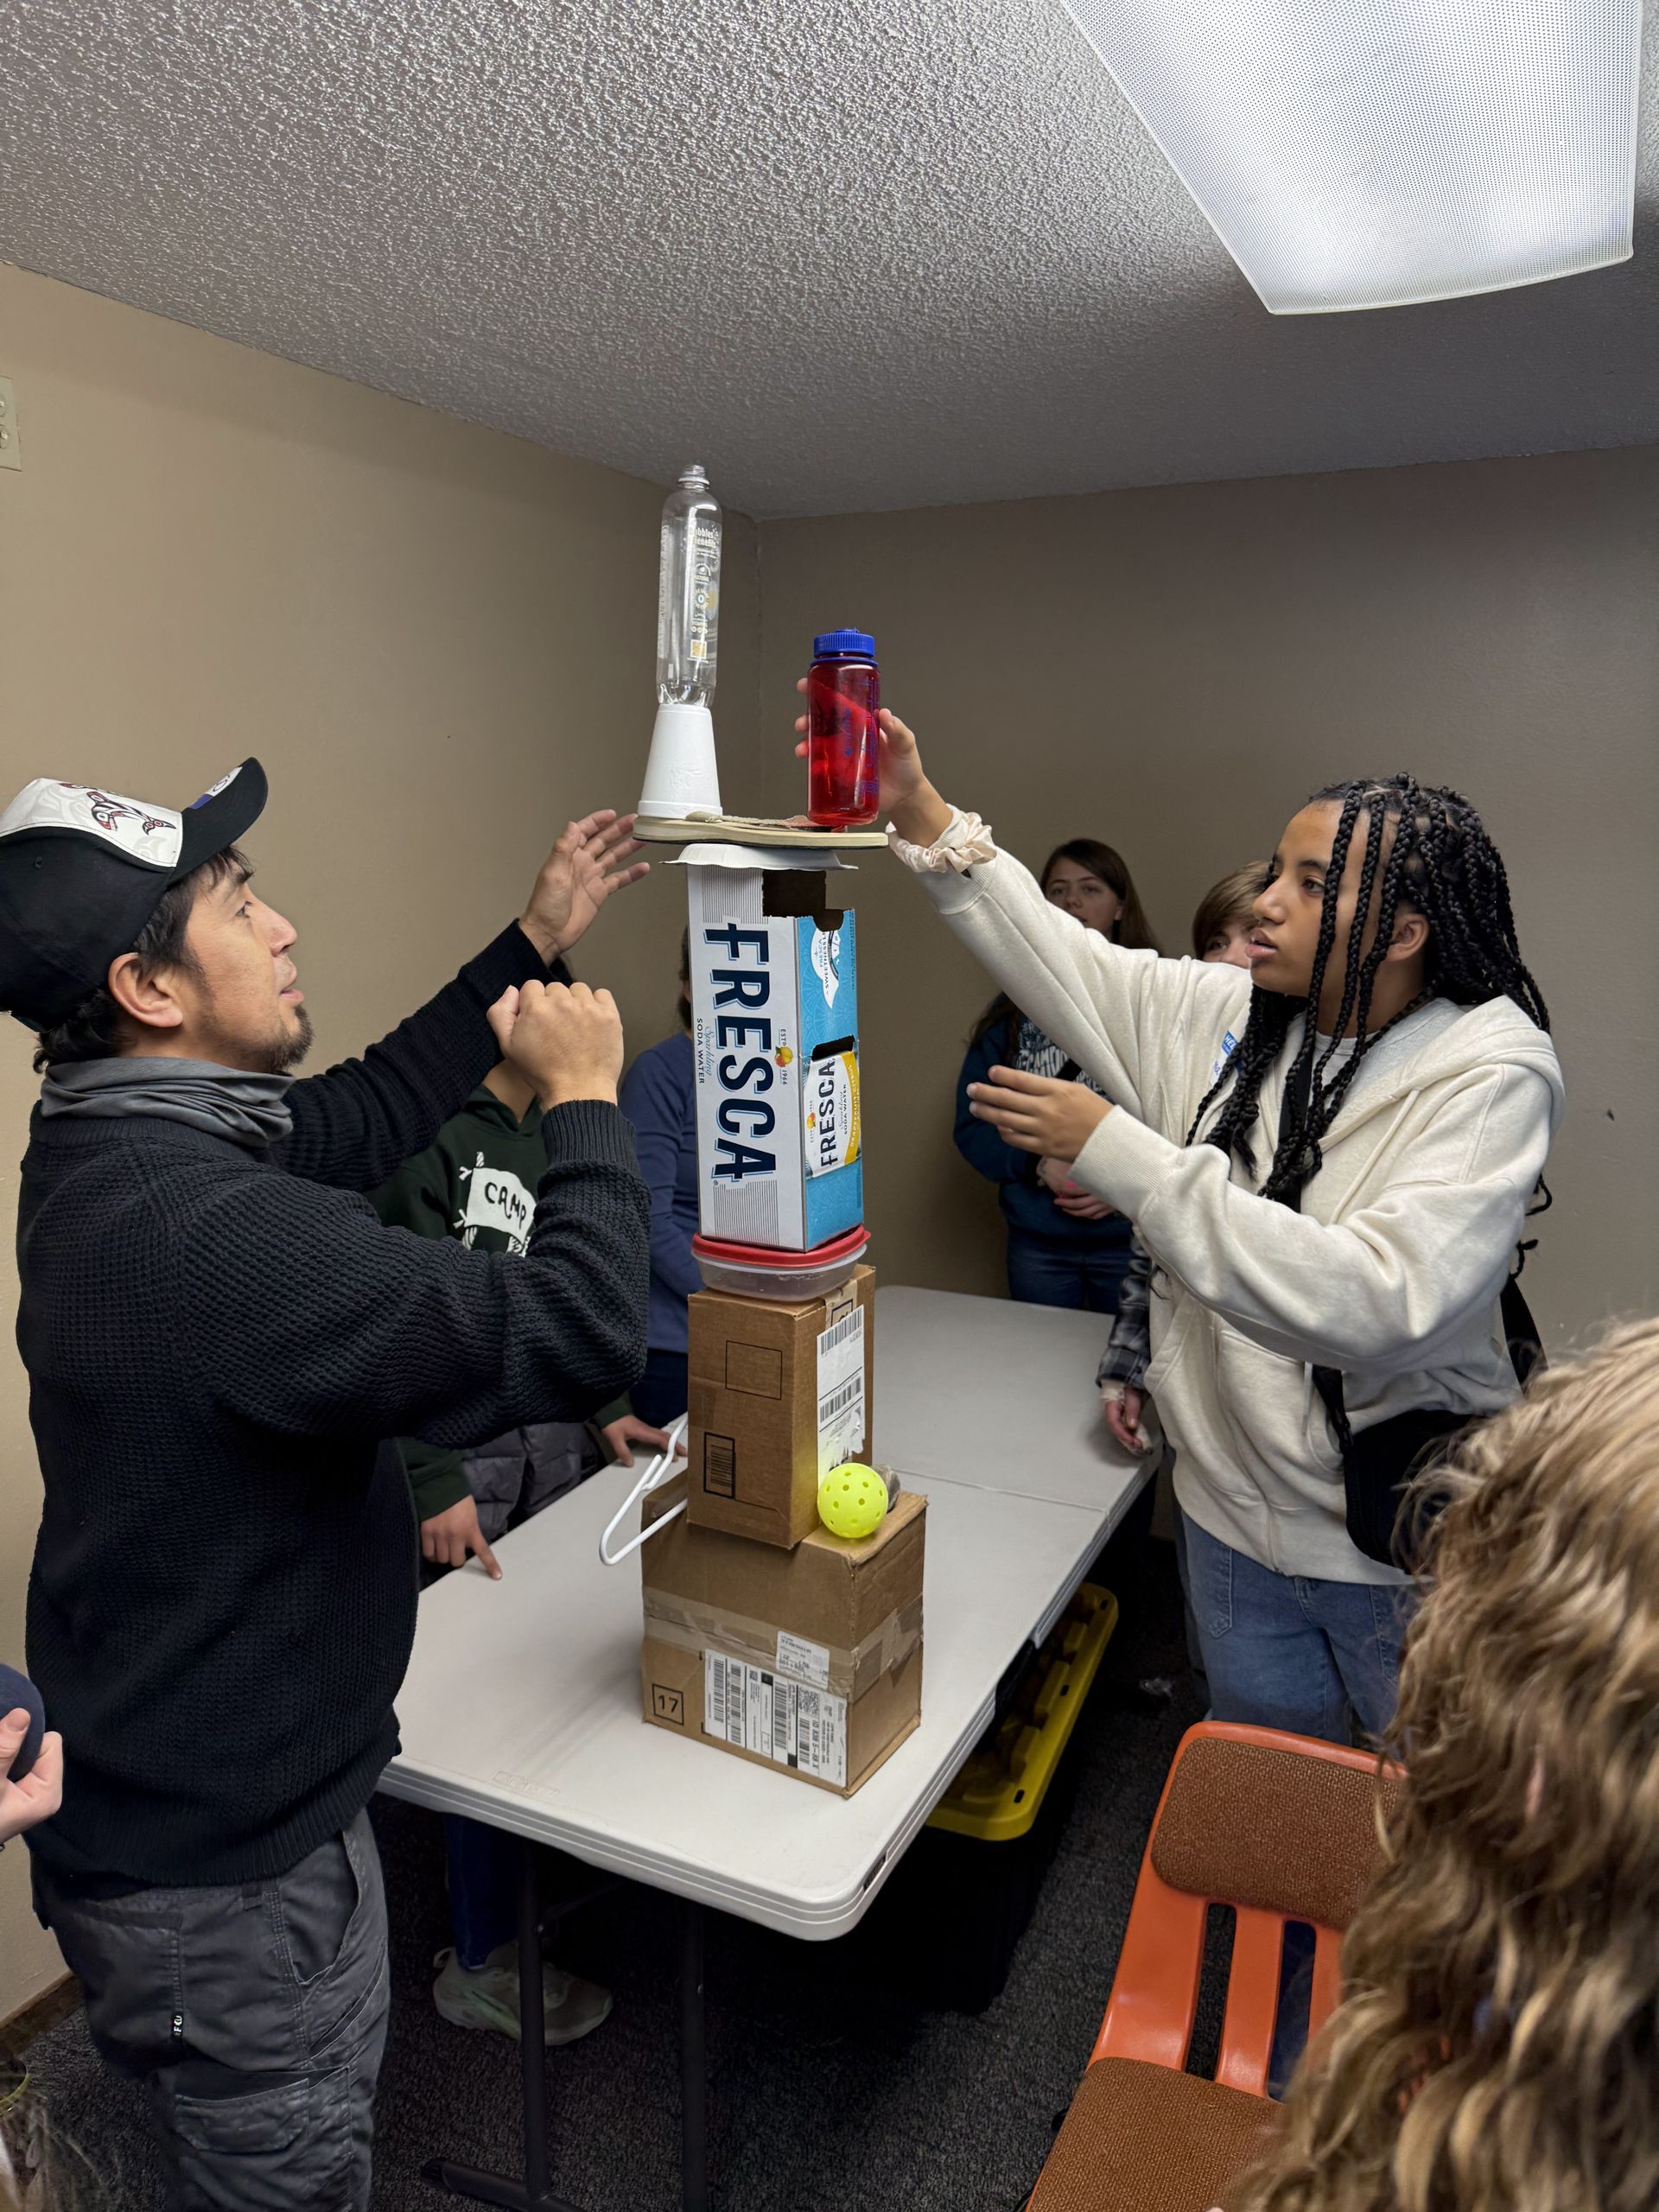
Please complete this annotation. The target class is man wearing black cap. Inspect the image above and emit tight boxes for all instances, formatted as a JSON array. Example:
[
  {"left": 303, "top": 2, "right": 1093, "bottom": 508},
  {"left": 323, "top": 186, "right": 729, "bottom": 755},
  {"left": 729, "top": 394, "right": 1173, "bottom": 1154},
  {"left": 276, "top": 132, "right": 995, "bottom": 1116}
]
[{"left": 1, "top": 758, "right": 652, "bottom": 2208}]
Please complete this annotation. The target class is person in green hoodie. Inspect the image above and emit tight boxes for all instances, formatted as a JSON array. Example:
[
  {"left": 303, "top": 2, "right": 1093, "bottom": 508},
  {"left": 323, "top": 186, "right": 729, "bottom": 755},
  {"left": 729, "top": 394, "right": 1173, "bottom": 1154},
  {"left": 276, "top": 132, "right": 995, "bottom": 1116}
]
[
  {"left": 368, "top": 1059, "right": 673, "bottom": 2041},
  {"left": 372, "top": 1057, "right": 668, "bottom": 1573}
]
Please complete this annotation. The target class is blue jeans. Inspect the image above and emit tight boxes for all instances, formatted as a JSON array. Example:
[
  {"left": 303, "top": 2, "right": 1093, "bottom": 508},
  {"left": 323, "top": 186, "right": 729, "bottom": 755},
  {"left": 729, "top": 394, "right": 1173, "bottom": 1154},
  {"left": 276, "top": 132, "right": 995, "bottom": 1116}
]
[
  {"left": 1006, "top": 1232, "right": 1130, "bottom": 1314},
  {"left": 1170, "top": 1500, "right": 1210, "bottom": 1706},
  {"left": 446, "top": 1814, "right": 517, "bottom": 1969},
  {"left": 1182, "top": 1517, "right": 1414, "bottom": 1745}
]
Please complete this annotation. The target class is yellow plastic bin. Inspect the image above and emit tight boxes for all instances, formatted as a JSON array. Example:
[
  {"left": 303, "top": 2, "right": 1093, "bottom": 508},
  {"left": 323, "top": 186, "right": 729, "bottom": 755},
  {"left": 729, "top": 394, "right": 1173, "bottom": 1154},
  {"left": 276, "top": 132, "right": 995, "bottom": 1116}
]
[{"left": 856, "top": 1585, "right": 1119, "bottom": 2011}]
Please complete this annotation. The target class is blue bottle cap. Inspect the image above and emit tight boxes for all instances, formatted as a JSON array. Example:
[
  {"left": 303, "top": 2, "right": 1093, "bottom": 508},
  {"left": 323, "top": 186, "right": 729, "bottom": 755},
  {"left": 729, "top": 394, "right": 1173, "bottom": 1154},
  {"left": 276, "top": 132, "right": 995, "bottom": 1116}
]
[{"left": 812, "top": 628, "right": 877, "bottom": 660}]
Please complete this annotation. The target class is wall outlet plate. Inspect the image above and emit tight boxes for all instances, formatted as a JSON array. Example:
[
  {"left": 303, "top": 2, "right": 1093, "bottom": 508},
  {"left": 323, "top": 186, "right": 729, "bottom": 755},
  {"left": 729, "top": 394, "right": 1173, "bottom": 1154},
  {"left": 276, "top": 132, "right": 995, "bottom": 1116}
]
[{"left": 0, "top": 378, "right": 21, "bottom": 471}]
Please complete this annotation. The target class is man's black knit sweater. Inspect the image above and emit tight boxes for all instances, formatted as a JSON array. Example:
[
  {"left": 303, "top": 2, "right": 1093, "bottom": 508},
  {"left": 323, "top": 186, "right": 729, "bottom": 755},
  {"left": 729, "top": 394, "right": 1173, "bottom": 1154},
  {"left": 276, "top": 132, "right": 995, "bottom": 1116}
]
[{"left": 18, "top": 923, "right": 650, "bottom": 1887}]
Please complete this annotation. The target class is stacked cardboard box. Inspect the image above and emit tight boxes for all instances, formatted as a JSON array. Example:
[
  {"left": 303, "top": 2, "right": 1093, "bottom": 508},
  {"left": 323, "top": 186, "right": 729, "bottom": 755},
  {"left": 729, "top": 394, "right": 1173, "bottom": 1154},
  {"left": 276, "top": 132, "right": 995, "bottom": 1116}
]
[
  {"left": 640, "top": 1471, "right": 925, "bottom": 1796},
  {"left": 685, "top": 1265, "right": 875, "bottom": 1549},
  {"left": 640, "top": 1265, "right": 925, "bottom": 1796},
  {"left": 640, "top": 855, "right": 924, "bottom": 1796}
]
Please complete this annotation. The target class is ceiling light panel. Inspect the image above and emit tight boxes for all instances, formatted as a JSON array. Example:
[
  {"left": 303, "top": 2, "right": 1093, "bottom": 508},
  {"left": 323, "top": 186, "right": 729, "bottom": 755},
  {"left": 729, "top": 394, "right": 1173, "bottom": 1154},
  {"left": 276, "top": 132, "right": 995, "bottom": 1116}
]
[{"left": 1058, "top": 0, "right": 1643, "bottom": 314}]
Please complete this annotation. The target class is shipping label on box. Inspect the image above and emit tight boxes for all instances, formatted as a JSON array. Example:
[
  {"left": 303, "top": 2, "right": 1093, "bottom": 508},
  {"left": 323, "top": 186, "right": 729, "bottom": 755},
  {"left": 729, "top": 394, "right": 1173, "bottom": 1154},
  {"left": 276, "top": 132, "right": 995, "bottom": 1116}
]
[
  {"left": 704, "top": 1652, "right": 848, "bottom": 1788},
  {"left": 816, "top": 1300, "right": 865, "bottom": 1478},
  {"left": 687, "top": 863, "right": 862, "bottom": 1250},
  {"left": 688, "top": 1266, "right": 875, "bottom": 1548}
]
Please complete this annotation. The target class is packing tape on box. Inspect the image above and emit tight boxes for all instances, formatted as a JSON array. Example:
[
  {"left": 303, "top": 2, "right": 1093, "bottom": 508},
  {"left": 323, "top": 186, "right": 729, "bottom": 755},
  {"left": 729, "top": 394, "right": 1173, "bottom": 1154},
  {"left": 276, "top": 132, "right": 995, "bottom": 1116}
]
[{"left": 642, "top": 1592, "right": 923, "bottom": 1701}]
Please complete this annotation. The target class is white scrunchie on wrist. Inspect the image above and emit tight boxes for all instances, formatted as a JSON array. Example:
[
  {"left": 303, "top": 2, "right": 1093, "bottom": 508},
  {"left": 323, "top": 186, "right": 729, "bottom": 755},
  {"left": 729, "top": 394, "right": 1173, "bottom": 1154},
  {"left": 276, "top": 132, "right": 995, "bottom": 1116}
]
[{"left": 886, "top": 807, "right": 995, "bottom": 874}]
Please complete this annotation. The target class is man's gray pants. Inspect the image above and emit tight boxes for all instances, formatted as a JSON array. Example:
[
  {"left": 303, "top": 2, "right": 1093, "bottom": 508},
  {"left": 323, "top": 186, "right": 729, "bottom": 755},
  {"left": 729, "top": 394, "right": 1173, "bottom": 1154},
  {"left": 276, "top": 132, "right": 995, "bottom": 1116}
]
[{"left": 34, "top": 1808, "right": 389, "bottom": 2210}]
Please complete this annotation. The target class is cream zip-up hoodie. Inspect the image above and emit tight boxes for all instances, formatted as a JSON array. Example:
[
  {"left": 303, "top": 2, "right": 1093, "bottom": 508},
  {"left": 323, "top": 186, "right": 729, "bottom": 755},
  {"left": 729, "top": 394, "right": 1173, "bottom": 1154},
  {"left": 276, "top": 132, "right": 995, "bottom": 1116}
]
[{"left": 905, "top": 823, "right": 1564, "bottom": 1586}]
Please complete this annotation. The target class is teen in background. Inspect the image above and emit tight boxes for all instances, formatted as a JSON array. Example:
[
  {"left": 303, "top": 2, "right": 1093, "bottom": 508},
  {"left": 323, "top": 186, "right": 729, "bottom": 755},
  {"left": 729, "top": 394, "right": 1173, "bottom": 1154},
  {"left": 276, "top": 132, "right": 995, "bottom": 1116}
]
[
  {"left": 371, "top": 1060, "right": 670, "bottom": 1580},
  {"left": 367, "top": 1060, "right": 672, "bottom": 2048},
  {"left": 829, "top": 701, "right": 1560, "bottom": 1745},
  {"left": 1229, "top": 1320, "right": 1659, "bottom": 2212},
  {"left": 955, "top": 839, "right": 1159, "bottom": 1313},
  {"left": 619, "top": 931, "right": 700, "bottom": 1425}
]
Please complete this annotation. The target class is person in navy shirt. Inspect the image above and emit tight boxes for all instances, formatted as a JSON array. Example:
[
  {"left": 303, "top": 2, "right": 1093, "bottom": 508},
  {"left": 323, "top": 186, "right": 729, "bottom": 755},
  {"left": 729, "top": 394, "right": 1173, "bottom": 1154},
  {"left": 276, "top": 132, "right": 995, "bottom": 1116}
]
[
  {"left": 619, "top": 932, "right": 700, "bottom": 1424},
  {"left": 954, "top": 837, "right": 1159, "bottom": 1313}
]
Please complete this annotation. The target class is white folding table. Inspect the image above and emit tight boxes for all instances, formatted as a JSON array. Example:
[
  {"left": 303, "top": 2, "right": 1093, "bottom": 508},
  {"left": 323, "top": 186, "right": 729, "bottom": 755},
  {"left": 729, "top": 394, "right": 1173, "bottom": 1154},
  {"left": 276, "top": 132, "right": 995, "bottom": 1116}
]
[
  {"left": 381, "top": 1287, "right": 1147, "bottom": 2210},
  {"left": 874, "top": 1284, "right": 1147, "bottom": 1516}
]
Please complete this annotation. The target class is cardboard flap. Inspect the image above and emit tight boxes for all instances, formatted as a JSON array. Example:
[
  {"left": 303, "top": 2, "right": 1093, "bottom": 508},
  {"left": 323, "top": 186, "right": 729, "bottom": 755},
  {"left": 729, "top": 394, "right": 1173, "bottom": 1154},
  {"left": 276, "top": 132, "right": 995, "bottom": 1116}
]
[{"left": 761, "top": 871, "right": 844, "bottom": 931}]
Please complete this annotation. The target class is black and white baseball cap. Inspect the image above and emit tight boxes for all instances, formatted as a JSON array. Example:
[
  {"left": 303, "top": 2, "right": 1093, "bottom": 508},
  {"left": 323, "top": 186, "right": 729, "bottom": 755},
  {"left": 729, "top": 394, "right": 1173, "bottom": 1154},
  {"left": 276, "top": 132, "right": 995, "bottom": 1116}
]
[{"left": 0, "top": 760, "right": 268, "bottom": 1028}]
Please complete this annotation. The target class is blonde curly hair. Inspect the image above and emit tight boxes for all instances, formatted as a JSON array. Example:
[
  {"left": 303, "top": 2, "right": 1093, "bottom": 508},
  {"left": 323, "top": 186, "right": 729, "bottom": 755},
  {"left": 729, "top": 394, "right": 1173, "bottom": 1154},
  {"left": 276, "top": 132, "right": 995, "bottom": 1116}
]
[{"left": 1231, "top": 1317, "right": 1659, "bottom": 2212}]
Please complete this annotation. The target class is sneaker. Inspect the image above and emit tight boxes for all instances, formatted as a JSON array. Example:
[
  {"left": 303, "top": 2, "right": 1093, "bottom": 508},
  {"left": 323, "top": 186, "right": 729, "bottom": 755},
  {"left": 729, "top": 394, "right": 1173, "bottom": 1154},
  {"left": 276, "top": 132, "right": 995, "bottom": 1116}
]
[{"left": 431, "top": 1943, "right": 613, "bottom": 2045}]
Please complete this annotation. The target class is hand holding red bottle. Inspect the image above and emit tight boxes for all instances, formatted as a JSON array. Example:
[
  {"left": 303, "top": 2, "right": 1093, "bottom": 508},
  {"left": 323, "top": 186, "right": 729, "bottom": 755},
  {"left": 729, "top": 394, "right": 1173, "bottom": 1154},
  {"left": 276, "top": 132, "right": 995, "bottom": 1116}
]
[{"left": 792, "top": 689, "right": 950, "bottom": 843}]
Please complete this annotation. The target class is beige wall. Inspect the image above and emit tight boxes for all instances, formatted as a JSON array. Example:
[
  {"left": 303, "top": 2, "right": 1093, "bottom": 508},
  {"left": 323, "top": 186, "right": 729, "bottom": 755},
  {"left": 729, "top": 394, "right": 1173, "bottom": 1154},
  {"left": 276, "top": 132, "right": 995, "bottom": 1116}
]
[
  {"left": 0, "top": 262, "right": 759, "bottom": 2019},
  {"left": 757, "top": 452, "right": 1659, "bottom": 1332}
]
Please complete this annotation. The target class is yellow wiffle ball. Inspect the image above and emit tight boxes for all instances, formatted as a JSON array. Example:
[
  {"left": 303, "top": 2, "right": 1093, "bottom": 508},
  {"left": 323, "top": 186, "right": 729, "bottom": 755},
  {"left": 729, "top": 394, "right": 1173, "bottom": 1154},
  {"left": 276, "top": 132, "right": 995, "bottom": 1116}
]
[{"left": 817, "top": 1462, "right": 890, "bottom": 1541}]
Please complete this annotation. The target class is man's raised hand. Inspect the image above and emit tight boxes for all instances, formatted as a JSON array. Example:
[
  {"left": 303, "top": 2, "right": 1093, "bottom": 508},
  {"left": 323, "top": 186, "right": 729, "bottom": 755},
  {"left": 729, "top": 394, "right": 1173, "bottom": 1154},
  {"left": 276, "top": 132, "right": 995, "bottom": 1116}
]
[{"left": 520, "top": 811, "right": 649, "bottom": 963}]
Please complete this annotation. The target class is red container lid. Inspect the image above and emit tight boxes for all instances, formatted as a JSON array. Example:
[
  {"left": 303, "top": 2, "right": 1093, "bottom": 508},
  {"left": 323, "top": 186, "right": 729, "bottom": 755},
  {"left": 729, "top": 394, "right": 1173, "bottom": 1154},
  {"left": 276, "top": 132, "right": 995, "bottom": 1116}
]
[{"left": 691, "top": 1225, "right": 868, "bottom": 1268}]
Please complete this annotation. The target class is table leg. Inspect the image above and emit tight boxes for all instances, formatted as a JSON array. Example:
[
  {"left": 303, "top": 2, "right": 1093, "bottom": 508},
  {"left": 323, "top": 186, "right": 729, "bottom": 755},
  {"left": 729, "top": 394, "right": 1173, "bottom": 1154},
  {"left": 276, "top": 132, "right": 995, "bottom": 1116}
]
[
  {"left": 680, "top": 1898, "right": 709, "bottom": 2212},
  {"left": 517, "top": 1834, "right": 555, "bottom": 2199},
  {"left": 421, "top": 1837, "right": 584, "bottom": 2212}
]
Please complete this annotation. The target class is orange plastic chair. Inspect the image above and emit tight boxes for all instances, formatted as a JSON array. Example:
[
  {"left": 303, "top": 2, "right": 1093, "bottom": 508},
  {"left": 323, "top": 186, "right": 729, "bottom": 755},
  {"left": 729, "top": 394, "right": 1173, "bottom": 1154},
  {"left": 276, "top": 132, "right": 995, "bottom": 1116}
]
[{"left": 1027, "top": 1720, "right": 1402, "bottom": 2212}]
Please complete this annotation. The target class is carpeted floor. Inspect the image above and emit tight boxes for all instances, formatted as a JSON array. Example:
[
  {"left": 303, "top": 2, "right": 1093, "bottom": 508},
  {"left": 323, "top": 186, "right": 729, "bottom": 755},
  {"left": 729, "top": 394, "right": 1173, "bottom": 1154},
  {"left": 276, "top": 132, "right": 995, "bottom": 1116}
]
[{"left": 21, "top": 1525, "right": 1208, "bottom": 2210}]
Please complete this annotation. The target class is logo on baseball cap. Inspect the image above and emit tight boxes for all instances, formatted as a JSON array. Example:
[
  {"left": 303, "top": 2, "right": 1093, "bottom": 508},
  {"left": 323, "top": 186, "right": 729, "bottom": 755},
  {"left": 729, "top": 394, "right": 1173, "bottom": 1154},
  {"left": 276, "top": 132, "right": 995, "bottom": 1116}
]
[{"left": 0, "top": 760, "right": 269, "bottom": 1029}]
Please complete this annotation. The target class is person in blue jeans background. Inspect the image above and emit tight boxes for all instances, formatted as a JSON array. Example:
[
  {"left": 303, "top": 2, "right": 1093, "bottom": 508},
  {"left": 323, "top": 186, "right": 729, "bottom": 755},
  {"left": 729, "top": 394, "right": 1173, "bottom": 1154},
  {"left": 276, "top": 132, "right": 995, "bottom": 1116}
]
[
  {"left": 619, "top": 932, "right": 701, "bottom": 1425},
  {"left": 955, "top": 838, "right": 1159, "bottom": 1313}
]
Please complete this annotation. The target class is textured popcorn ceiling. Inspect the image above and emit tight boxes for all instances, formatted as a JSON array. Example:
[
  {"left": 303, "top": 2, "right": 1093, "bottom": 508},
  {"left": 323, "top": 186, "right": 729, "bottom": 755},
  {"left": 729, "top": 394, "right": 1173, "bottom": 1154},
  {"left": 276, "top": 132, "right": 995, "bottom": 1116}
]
[{"left": 2, "top": 0, "right": 1656, "bottom": 517}]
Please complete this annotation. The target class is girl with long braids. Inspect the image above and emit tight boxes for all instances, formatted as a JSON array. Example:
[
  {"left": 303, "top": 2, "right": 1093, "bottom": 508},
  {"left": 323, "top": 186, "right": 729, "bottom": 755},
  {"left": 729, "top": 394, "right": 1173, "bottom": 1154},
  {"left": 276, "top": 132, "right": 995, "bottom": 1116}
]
[
  {"left": 1228, "top": 1319, "right": 1659, "bottom": 2212},
  {"left": 800, "top": 698, "right": 1565, "bottom": 1741}
]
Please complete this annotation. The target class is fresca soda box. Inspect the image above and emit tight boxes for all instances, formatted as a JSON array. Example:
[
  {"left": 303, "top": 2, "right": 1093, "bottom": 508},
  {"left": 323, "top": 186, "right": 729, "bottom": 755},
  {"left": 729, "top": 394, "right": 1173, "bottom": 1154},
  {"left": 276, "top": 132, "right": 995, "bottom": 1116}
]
[{"left": 683, "top": 853, "right": 863, "bottom": 1251}]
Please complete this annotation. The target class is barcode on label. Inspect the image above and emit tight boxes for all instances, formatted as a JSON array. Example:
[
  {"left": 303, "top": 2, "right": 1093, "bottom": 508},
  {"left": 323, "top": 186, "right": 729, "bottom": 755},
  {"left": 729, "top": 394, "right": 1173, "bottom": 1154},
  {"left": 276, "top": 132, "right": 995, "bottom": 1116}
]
[
  {"left": 702, "top": 1649, "right": 848, "bottom": 1786},
  {"left": 706, "top": 1656, "right": 745, "bottom": 1747},
  {"left": 820, "top": 1309, "right": 861, "bottom": 1354},
  {"left": 816, "top": 1303, "right": 866, "bottom": 1478}
]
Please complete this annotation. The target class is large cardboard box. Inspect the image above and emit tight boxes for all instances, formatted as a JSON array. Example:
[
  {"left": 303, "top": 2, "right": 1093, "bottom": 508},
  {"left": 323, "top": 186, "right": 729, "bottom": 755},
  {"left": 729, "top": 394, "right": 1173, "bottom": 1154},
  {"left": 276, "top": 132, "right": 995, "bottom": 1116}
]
[
  {"left": 687, "top": 1265, "right": 874, "bottom": 1548},
  {"left": 686, "top": 861, "right": 861, "bottom": 1250},
  {"left": 640, "top": 1473, "right": 925, "bottom": 1796}
]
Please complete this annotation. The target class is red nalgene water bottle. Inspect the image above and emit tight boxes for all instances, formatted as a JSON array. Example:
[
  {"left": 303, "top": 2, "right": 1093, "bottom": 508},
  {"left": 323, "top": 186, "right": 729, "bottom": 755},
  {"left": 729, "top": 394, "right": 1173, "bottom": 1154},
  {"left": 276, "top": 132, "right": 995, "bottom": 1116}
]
[{"left": 806, "top": 629, "right": 880, "bottom": 829}]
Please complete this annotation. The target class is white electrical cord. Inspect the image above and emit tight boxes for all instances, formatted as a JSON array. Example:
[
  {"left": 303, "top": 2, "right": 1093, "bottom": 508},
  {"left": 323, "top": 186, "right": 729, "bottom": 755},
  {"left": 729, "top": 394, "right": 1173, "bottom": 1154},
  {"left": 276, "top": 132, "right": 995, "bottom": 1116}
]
[{"left": 598, "top": 1413, "right": 690, "bottom": 1566}]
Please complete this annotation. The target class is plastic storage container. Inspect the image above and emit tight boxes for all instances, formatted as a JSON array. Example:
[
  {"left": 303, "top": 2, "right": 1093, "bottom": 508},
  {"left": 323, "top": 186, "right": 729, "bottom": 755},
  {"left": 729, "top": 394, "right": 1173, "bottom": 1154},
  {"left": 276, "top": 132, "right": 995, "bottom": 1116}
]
[
  {"left": 805, "top": 629, "right": 880, "bottom": 829},
  {"left": 691, "top": 1225, "right": 869, "bottom": 1304},
  {"left": 849, "top": 1584, "right": 1119, "bottom": 2010}
]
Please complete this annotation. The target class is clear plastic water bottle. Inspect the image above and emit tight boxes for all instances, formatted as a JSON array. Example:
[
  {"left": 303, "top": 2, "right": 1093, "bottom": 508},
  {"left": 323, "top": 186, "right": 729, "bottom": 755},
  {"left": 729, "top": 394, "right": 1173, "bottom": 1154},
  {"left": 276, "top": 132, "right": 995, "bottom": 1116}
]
[{"left": 657, "top": 466, "right": 721, "bottom": 707}]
